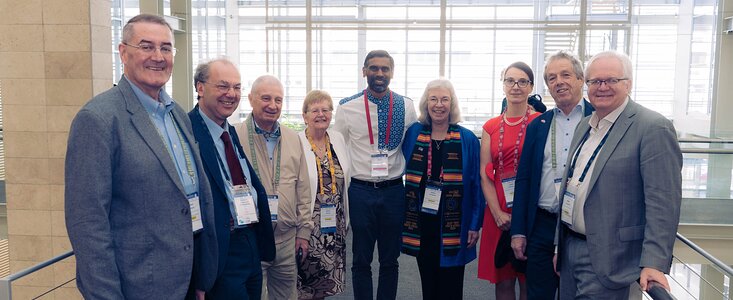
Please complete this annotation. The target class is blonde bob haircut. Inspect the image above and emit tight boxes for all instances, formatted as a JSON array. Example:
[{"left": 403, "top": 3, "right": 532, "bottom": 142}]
[
  {"left": 417, "top": 78, "right": 462, "bottom": 126},
  {"left": 301, "top": 89, "right": 334, "bottom": 114}
]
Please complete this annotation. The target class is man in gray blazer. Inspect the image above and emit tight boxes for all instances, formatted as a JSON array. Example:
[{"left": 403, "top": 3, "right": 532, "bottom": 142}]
[
  {"left": 65, "top": 14, "right": 217, "bottom": 299},
  {"left": 556, "top": 51, "right": 682, "bottom": 299}
]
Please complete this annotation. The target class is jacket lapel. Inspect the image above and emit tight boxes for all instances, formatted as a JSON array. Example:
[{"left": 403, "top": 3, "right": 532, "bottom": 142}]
[
  {"left": 585, "top": 100, "right": 637, "bottom": 194},
  {"left": 121, "top": 78, "right": 186, "bottom": 196},
  {"left": 190, "top": 107, "right": 228, "bottom": 197}
]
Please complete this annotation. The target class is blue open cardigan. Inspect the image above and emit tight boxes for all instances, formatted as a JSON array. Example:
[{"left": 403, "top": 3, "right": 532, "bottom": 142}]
[{"left": 401, "top": 122, "right": 485, "bottom": 267}]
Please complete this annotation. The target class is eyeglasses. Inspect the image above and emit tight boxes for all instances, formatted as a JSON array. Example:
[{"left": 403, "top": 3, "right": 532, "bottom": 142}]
[
  {"left": 202, "top": 81, "right": 242, "bottom": 93},
  {"left": 503, "top": 79, "right": 532, "bottom": 88},
  {"left": 308, "top": 108, "right": 333, "bottom": 115},
  {"left": 586, "top": 78, "right": 628, "bottom": 87},
  {"left": 428, "top": 97, "right": 451, "bottom": 104},
  {"left": 123, "top": 42, "right": 176, "bottom": 56}
]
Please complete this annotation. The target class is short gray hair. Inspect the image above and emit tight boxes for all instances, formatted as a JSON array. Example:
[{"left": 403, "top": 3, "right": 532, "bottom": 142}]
[
  {"left": 417, "top": 78, "right": 462, "bottom": 126},
  {"left": 585, "top": 51, "right": 633, "bottom": 82},
  {"left": 544, "top": 50, "right": 584, "bottom": 85},
  {"left": 122, "top": 14, "right": 173, "bottom": 44},
  {"left": 250, "top": 74, "right": 283, "bottom": 96}
]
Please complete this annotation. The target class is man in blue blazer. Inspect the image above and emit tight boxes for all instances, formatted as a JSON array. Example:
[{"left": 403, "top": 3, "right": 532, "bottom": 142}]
[
  {"left": 65, "top": 14, "right": 218, "bottom": 299},
  {"left": 189, "top": 58, "right": 276, "bottom": 299},
  {"left": 510, "top": 51, "right": 594, "bottom": 299},
  {"left": 556, "top": 51, "right": 681, "bottom": 298}
]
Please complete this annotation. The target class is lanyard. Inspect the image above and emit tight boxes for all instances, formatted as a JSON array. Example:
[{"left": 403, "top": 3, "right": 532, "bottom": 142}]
[
  {"left": 247, "top": 118, "right": 282, "bottom": 193},
  {"left": 306, "top": 129, "right": 337, "bottom": 195},
  {"left": 154, "top": 111, "right": 196, "bottom": 188},
  {"left": 364, "top": 90, "right": 394, "bottom": 150},
  {"left": 567, "top": 122, "right": 616, "bottom": 183},
  {"left": 551, "top": 116, "right": 558, "bottom": 170},
  {"left": 497, "top": 107, "right": 530, "bottom": 178},
  {"left": 426, "top": 138, "right": 444, "bottom": 182}
]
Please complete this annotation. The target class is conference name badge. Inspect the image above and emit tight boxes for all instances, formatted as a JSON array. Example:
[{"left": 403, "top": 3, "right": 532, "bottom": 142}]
[
  {"left": 421, "top": 180, "right": 442, "bottom": 215},
  {"left": 370, "top": 151, "right": 389, "bottom": 178},
  {"left": 188, "top": 193, "right": 203, "bottom": 234},
  {"left": 230, "top": 184, "right": 258, "bottom": 227},
  {"left": 561, "top": 181, "right": 578, "bottom": 226},
  {"left": 268, "top": 195, "right": 279, "bottom": 222},
  {"left": 502, "top": 177, "right": 516, "bottom": 208},
  {"left": 320, "top": 204, "right": 337, "bottom": 234}
]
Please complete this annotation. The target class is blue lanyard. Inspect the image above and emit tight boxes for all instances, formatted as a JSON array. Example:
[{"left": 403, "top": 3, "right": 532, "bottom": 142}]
[{"left": 567, "top": 122, "right": 615, "bottom": 183}]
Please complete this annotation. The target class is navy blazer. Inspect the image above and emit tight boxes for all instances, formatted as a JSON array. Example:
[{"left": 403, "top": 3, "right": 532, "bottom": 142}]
[
  {"left": 189, "top": 106, "right": 276, "bottom": 280},
  {"left": 510, "top": 100, "right": 594, "bottom": 238}
]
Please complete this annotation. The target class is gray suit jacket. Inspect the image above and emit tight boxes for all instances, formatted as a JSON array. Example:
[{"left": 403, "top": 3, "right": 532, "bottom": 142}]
[
  {"left": 557, "top": 99, "right": 682, "bottom": 289},
  {"left": 65, "top": 77, "right": 218, "bottom": 299}
]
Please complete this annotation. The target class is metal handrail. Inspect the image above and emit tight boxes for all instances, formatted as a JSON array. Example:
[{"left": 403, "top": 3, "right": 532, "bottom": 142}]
[
  {"left": 680, "top": 148, "right": 733, "bottom": 154},
  {"left": 676, "top": 232, "right": 733, "bottom": 278},
  {"left": 646, "top": 281, "right": 677, "bottom": 300},
  {"left": 0, "top": 251, "right": 74, "bottom": 300},
  {"left": 678, "top": 137, "right": 733, "bottom": 144}
]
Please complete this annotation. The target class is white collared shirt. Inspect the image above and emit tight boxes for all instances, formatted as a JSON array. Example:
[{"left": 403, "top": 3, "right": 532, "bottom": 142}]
[
  {"left": 567, "top": 97, "right": 629, "bottom": 234},
  {"left": 538, "top": 101, "right": 585, "bottom": 212}
]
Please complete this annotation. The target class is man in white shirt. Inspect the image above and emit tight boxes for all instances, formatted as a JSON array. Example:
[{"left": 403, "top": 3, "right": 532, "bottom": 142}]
[
  {"left": 556, "top": 51, "right": 682, "bottom": 299},
  {"left": 334, "top": 50, "right": 417, "bottom": 300},
  {"left": 510, "top": 51, "right": 594, "bottom": 299}
]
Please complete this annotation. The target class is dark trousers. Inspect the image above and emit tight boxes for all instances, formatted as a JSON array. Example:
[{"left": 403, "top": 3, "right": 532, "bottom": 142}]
[
  {"left": 416, "top": 211, "right": 465, "bottom": 300},
  {"left": 526, "top": 209, "right": 560, "bottom": 300},
  {"left": 208, "top": 228, "right": 262, "bottom": 300},
  {"left": 349, "top": 182, "right": 405, "bottom": 300}
]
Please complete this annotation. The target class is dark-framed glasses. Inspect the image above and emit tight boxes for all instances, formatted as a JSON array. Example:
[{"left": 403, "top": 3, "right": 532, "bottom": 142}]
[
  {"left": 503, "top": 78, "right": 532, "bottom": 88},
  {"left": 586, "top": 78, "right": 628, "bottom": 87},
  {"left": 123, "top": 42, "right": 176, "bottom": 56}
]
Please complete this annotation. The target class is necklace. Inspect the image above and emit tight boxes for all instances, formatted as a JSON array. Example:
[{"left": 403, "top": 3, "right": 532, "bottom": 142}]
[
  {"left": 433, "top": 139, "right": 444, "bottom": 150},
  {"left": 497, "top": 107, "right": 531, "bottom": 177},
  {"left": 503, "top": 113, "right": 525, "bottom": 126}
]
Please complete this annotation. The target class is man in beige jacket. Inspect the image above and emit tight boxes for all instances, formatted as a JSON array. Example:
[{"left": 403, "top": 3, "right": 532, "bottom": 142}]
[{"left": 236, "top": 75, "right": 313, "bottom": 300}]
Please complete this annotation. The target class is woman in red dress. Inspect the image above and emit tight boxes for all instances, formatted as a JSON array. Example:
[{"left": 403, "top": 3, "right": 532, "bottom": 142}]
[{"left": 478, "top": 62, "right": 540, "bottom": 300}]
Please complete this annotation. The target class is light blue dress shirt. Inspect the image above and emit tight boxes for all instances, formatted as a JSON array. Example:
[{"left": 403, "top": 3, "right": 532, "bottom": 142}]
[
  {"left": 200, "top": 111, "right": 257, "bottom": 206},
  {"left": 129, "top": 78, "right": 199, "bottom": 196}
]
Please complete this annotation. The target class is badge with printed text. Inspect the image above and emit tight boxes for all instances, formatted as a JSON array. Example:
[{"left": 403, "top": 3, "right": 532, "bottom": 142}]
[
  {"left": 502, "top": 177, "right": 516, "bottom": 208},
  {"left": 230, "top": 184, "right": 258, "bottom": 226},
  {"left": 421, "top": 180, "right": 442, "bottom": 215},
  {"left": 320, "top": 204, "right": 336, "bottom": 233},
  {"left": 188, "top": 193, "right": 203, "bottom": 234},
  {"left": 370, "top": 152, "right": 389, "bottom": 178},
  {"left": 268, "top": 195, "right": 279, "bottom": 222}
]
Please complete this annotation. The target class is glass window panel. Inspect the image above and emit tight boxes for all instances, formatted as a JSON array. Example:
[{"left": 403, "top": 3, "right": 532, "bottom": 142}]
[{"left": 631, "top": 24, "right": 676, "bottom": 117}]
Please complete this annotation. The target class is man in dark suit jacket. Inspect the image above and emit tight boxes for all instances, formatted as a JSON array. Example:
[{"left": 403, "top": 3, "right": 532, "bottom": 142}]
[
  {"left": 65, "top": 14, "right": 218, "bottom": 299},
  {"left": 556, "top": 51, "right": 682, "bottom": 299},
  {"left": 510, "top": 51, "right": 594, "bottom": 299},
  {"left": 189, "top": 58, "right": 276, "bottom": 299}
]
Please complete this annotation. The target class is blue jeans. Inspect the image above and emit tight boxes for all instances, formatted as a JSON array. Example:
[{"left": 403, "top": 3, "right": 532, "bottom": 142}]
[{"left": 349, "top": 182, "right": 405, "bottom": 300}]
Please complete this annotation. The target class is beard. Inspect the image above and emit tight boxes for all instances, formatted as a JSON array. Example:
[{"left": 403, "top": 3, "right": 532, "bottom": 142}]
[{"left": 367, "top": 76, "right": 390, "bottom": 94}]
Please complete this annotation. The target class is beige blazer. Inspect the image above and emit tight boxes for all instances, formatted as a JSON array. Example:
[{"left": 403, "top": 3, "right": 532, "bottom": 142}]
[
  {"left": 236, "top": 116, "right": 313, "bottom": 244},
  {"left": 298, "top": 129, "right": 351, "bottom": 229}
]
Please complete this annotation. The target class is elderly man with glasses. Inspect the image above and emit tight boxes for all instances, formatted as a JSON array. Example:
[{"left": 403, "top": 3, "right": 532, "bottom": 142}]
[
  {"left": 555, "top": 51, "right": 682, "bottom": 299},
  {"left": 65, "top": 14, "right": 218, "bottom": 300}
]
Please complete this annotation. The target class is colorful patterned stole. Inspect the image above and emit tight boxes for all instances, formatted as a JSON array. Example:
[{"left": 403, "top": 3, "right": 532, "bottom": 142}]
[{"left": 402, "top": 124, "right": 463, "bottom": 257}]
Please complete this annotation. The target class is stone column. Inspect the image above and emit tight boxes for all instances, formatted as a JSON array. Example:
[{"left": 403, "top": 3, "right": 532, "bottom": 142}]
[{"left": 0, "top": 0, "right": 111, "bottom": 298}]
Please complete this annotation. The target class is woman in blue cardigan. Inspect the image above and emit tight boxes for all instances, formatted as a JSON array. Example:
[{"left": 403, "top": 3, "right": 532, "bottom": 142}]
[{"left": 401, "top": 78, "right": 484, "bottom": 300}]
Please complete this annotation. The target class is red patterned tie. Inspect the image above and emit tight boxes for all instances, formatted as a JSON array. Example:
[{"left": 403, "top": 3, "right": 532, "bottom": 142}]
[{"left": 221, "top": 131, "right": 246, "bottom": 185}]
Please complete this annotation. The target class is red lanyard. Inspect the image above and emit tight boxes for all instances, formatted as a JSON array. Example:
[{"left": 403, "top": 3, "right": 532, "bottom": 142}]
[{"left": 364, "top": 90, "right": 394, "bottom": 148}]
